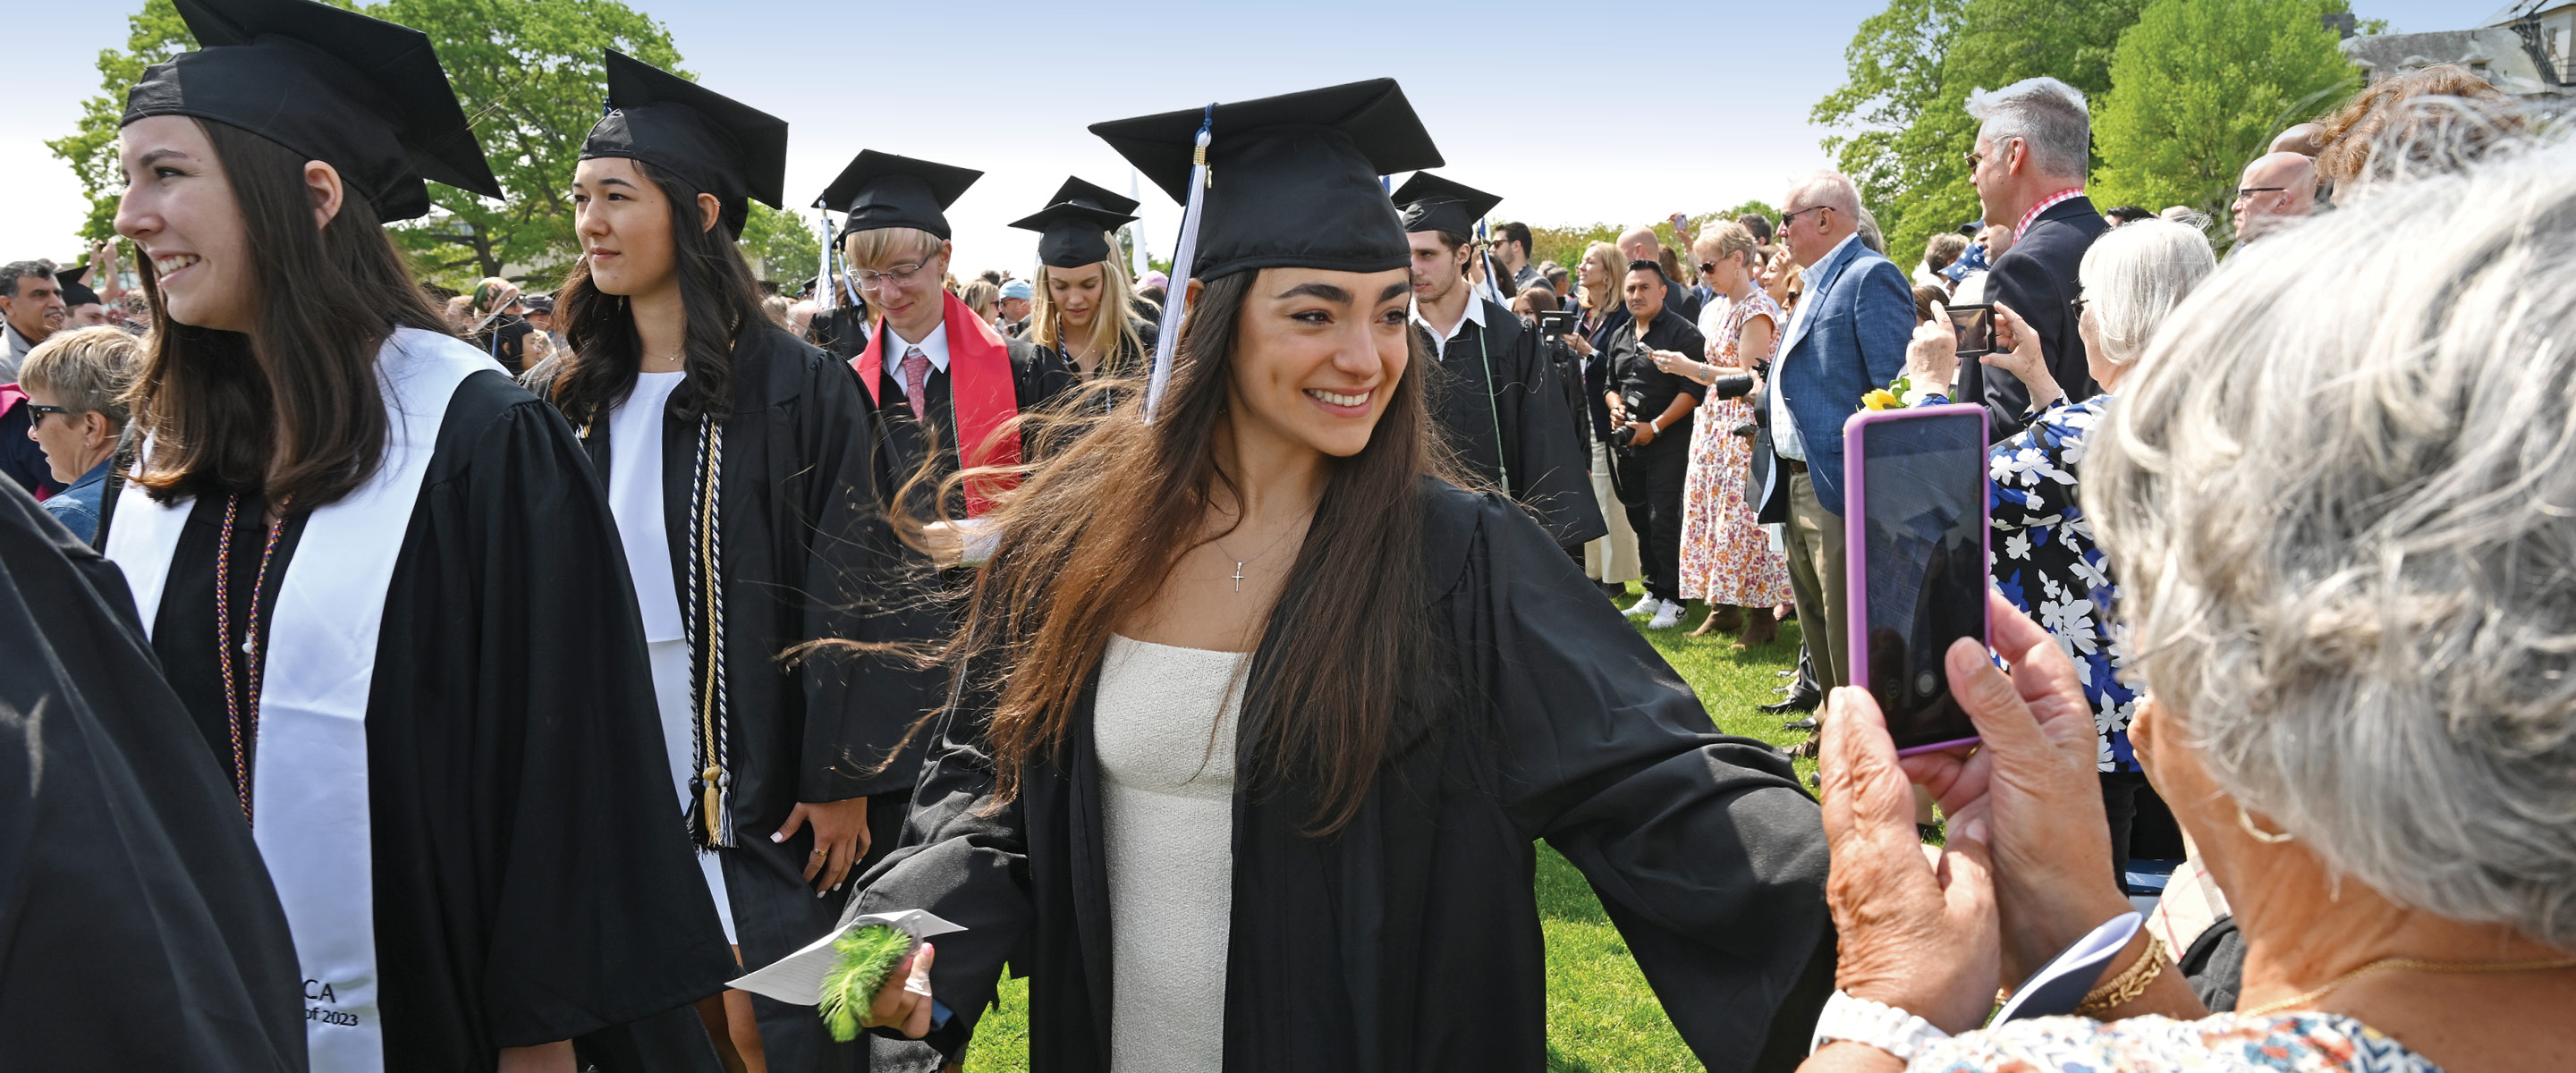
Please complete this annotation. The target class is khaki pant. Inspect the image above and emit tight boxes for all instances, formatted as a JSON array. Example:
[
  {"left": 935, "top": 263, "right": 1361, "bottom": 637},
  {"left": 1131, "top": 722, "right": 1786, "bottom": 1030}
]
[{"left": 1782, "top": 469, "right": 1850, "bottom": 690}]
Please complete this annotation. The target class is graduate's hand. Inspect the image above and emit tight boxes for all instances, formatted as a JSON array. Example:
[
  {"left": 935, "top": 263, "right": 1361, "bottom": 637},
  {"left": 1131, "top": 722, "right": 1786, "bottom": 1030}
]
[
  {"left": 863, "top": 942, "right": 938, "bottom": 1038},
  {"left": 1819, "top": 685, "right": 1999, "bottom": 1035},
  {"left": 775, "top": 797, "right": 870, "bottom": 893},
  {"left": 1896, "top": 591, "right": 2130, "bottom": 985}
]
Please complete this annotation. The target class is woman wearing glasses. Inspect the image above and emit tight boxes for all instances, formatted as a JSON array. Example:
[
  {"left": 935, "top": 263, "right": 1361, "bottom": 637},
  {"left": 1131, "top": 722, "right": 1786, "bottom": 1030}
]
[
  {"left": 816, "top": 151, "right": 1073, "bottom": 523},
  {"left": 540, "top": 53, "right": 921, "bottom": 1072}
]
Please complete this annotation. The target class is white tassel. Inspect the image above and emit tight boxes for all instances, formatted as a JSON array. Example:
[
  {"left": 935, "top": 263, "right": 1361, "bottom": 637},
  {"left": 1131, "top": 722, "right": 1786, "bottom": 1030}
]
[{"left": 1144, "top": 107, "right": 1215, "bottom": 425}]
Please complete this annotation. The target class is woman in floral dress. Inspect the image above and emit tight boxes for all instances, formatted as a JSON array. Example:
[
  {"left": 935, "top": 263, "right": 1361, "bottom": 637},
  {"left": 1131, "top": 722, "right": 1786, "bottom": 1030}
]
[{"left": 1660, "top": 222, "right": 1792, "bottom": 645}]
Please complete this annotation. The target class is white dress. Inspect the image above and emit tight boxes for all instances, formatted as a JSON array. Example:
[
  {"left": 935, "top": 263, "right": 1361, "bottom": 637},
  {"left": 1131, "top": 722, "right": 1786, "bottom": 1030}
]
[
  {"left": 1094, "top": 634, "right": 1249, "bottom": 1072},
  {"left": 603, "top": 369, "right": 735, "bottom": 942}
]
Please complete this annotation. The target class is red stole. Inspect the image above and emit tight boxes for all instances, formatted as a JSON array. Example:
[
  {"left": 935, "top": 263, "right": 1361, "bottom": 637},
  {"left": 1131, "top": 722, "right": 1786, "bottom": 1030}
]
[{"left": 852, "top": 291, "right": 1023, "bottom": 517}]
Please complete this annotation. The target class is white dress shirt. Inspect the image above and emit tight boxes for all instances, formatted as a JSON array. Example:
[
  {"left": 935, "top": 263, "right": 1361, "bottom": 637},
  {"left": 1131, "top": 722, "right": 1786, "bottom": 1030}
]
[
  {"left": 887, "top": 320, "right": 953, "bottom": 401},
  {"left": 1409, "top": 291, "right": 1487, "bottom": 361}
]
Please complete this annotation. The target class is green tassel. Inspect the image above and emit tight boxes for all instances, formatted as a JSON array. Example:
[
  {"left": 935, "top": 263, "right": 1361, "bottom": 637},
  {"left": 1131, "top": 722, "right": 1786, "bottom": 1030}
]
[{"left": 817, "top": 925, "right": 915, "bottom": 1042}]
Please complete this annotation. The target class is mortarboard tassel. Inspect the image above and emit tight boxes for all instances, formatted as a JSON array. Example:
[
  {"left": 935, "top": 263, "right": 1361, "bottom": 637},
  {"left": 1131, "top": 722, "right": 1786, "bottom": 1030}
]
[{"left": 1143, "top": 105, "right": 1215, "bottom": 424}]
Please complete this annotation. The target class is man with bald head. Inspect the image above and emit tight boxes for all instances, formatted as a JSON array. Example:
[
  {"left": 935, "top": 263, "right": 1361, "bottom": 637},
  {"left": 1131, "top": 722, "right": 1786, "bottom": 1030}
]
[
  {"left": 1760, "top": 170, "right": 1914, "bottom": 696},
  {"left": 2233, "top": 151, "right": 2318, "bottom": 245},
  {"left": 1614, "top": 225, "right": 1699, "bottom": 326}
]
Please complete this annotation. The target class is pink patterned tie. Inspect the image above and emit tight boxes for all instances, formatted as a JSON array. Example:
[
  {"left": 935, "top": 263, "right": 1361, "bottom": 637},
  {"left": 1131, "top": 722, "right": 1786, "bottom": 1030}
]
[{"left": 900, "top": 346, "right": 931, "bottom": 424}]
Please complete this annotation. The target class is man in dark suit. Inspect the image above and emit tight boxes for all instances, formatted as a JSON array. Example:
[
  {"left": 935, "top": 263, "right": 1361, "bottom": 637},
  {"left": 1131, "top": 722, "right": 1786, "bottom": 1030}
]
[
  {"left": 1764, "top": 172, "right": 1914, "bottom": 694},
  {"left": 1958, "top": 76, "right": 2108, "bottom": 439}
]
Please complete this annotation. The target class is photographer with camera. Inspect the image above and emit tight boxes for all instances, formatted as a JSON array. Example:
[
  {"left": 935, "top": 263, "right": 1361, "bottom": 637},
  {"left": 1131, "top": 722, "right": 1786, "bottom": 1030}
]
[{"left": 1605, "top": 258, "right": 1707, "bottom": 629}]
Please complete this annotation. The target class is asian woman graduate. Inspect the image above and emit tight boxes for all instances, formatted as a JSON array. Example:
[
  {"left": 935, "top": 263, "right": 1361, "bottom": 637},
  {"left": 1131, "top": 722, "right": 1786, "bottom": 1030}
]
[
  {"left": 786, "top": 79, "right": 1835, "bottom": 1073},
  {"left": 97, "top": 1, "right": 734, "bottom": 1069},
  {"left": 537, "top": 50, "right": 931, "bottom": 1073}
]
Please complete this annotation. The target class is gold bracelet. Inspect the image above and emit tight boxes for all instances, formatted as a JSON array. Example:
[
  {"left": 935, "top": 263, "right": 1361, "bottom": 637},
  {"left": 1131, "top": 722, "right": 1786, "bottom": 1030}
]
[{"left": 2075, "top": 933, "right": 2168, "bottom": 1018}]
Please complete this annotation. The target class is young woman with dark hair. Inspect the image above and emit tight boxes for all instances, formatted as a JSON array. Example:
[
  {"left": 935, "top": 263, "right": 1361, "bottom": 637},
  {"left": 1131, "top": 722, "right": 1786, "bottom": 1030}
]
[
  {"left": 767, "top": 80, "right": 1833, "bottom": 1073},
  {"left": 536, "top": 51, "right": 926, "bottom": 1073},
  {"left": 96, "top": 4, "right": 733, "bottom": 1070}
]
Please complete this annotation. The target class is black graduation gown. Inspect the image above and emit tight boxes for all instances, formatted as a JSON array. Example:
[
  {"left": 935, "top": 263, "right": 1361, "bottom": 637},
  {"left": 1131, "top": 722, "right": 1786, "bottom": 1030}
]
[
  {"left": 1028, "top": 316, "right": 1157, "bottom": 419},
  {"left": 0, "top": 477, "right": 306, "bottom": 1070},
  {"left": 850, "top": 479, "right": 1834, "bottom": 1071},
  {"left": 807, "top": 302, "right": 873, "bottom": 364},
  {"left": 861, "top": 322, "right": 1076, "bottom": 520},
  {"left": 572, "top": 325, "right": 933, "bottom": 1072},
  {"left": 124, "top": 372, "right": 739, "bottom": 1071},
  {"left": 1416, "top": 299, "right": 1606, "bottom": 548}
]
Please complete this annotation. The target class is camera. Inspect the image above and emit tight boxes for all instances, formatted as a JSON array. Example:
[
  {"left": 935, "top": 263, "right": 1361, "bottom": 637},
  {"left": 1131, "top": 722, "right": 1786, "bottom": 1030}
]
[
  {"left": 1611, "top": 392, "right": 1648, "bottom": 445},
  {"left": 1707, "top": 372, "right": 1755, "bottom": 400}
]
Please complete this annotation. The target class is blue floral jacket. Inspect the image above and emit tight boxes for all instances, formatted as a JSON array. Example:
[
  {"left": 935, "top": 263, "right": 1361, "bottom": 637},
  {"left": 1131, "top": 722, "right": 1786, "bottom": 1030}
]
[{"left": 1987, "top": 395, "right": 2139, "bottom": 772}]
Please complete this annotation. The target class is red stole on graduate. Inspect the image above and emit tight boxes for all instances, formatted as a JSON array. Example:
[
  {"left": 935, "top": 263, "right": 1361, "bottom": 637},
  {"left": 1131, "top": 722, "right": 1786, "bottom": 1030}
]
[{"left": 852, "top": 291, "right": 1022, "bottom": 517}]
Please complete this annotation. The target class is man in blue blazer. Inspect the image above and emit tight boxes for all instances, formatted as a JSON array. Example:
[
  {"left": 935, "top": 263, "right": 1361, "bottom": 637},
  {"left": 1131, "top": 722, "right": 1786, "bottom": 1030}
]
[{"left": 1762, "top": 172, "right": 1913, "bottom": 694}]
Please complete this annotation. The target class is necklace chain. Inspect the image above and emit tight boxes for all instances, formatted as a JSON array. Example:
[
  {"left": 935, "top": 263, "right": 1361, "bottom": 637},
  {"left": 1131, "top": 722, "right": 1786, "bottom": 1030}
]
[
  {"left": 1209, "top": 504, "right": 1318, "bottom": 593},
  {"left": 213, "top": 493, "right": 291, "bottom": 824},
  {"left": 2240, "top": 954, "right": 2576, "bottom": 1018}
]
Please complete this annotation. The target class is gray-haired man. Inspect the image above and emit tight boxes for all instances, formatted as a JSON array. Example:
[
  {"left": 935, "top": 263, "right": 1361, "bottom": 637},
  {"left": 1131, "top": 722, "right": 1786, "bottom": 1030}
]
[
  {"left": 0, "top": 261, "right": 66, "bottom": 379},
  {"left": 1960, "top": 77, "right": 2108, "bottom": 438}
]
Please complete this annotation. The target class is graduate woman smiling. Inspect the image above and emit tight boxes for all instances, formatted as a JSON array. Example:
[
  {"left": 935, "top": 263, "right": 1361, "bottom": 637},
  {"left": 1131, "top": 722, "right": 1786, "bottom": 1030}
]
[
  {"left": 796, "top": 80, "right": 1834, "bottom": 1073},
  {"left": 538, "top": 51, "right": 927, "bottom": 1073},
  {"left": 97, "top": 2, "right": 734, "bottom": 1070}
]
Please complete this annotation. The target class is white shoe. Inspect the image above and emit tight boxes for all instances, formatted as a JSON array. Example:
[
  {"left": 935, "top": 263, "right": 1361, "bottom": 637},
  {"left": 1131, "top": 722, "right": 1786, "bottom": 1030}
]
[
  {"left": 1648, "top": 601, "right": 1685, "bottom": 629},
  {"left": 1623, "top": 594, "right": 1660, "bottom": 618}
]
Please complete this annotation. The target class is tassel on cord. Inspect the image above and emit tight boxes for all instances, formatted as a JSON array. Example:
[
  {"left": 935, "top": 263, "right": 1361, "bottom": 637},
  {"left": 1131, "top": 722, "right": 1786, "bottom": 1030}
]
[
  {"left": 1143, "top": 104, "right": 1216, "bottom": 425},
  {"left": 815, "top": 208, "right": 839, "bottom": 311},
  {"left": 684, "top": 417, "right": 735, "bottom": 849}
]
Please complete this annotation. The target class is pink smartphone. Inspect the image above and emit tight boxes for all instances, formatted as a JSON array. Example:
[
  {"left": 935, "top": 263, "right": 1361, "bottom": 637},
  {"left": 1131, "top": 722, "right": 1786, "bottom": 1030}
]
[{"left": 1843, "top": 403, "right": 1989, "bottom": 755}]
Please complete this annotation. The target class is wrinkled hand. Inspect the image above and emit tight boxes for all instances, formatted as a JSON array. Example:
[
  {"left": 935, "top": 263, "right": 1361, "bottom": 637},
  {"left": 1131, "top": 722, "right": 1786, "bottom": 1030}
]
[
  {"left": 1821, "top": 685, "right": 2000, "bottom": 1034},
  {"left": 1905, "top": 302, "right": 1959, "bottom": 391},
  {"left": 862, "top": 942, "right": 939, "bottom": 1037},
  {"left": 1899, "top": 591, "right": 2129, "bottom": 984},
  {"left": 775, "top": 796, "right": 870, "bottom": 893},
  {"left": 1984, "top": 303, "right": 2060, "bottom": 408}
]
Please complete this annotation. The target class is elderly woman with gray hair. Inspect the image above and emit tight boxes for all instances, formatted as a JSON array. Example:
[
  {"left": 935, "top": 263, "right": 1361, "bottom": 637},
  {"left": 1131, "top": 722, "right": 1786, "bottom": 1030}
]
[
  {"left": 1800, "top": 138, "right": 2576, "bottom": 1071},
  {"left": 16, "top": 325, "right": 138, "bottom": 543}
]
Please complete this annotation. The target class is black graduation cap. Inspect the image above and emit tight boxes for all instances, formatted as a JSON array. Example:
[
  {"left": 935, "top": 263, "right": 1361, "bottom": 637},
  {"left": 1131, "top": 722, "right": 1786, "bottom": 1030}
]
[
  {"left": 122, "top": 0, "right": 502, "bottom": 223},
  {"left": 1089, "top": 78, "right": 1443, "bottom": 282},
  {"left": 1011, "top": 177, "right": 1140, "bottom": 268},
  {"left": 815, "top": 151, "right": 982, "bottom": 241},
  {"left": 55, "top": 268, "right": 100, "bottom": 308},
  {"left": 1043, "top": 176, "right": 1140, "bottom": 216},
  {"left": 1391, "top": 172, "right": 1502, "bottom": 239},
  {"left": 580, "top": 50, "right": 787, "bottom": 240}
]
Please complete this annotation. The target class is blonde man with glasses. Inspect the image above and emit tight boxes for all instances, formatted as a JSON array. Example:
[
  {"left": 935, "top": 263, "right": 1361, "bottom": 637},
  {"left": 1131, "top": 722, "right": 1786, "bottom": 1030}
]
[{"left": 815, "top": 151, "right": 1073, "bottom": 523}]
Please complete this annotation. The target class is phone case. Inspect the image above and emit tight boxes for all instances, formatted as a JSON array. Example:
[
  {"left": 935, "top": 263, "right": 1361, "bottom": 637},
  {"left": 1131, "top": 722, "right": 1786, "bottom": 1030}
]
[{"left": 1842, "top": 403, "right": 1990, "bottom": 756}]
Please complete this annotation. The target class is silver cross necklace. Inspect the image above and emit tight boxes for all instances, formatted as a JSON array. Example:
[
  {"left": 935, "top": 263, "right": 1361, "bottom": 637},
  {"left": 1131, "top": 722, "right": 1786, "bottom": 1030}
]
[{"left": 1208, "top": 507, "right": 1317, "bottom": 593}]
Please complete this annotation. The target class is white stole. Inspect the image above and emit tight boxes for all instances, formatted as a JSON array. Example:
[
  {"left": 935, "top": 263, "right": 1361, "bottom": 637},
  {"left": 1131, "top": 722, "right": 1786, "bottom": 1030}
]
[{"left": 106, "top": 327, "right": 502, "bottom": 1071}]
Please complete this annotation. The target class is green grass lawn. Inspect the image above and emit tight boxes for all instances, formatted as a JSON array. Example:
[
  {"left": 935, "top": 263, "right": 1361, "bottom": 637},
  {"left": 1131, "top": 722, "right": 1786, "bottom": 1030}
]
[{"left": 957, "top": 589, "right": 1811, "bottom": 1071}]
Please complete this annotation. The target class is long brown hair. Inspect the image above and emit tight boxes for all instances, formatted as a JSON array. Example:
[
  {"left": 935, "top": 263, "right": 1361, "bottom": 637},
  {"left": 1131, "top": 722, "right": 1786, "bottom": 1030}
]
[
  {"left": 126, "top": 119, "right": 449, "bottom": 506},
  {"left": 546, "top": 159, "right": 760, "bottom": 429},
  {"left": 942, "top": 268, "right": 1445, "bottom": 833}
]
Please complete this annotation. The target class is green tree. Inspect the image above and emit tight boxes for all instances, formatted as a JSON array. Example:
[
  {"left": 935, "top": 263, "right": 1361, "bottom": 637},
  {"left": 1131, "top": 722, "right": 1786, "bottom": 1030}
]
[
  {"left": 1813, "top": 0, "right": 2152, "bottom": 263},
  {"left": 2091, "top": 0, "right": 2359, "bottom": 235},
  {"left": 47, "top": 0, "right": 683, "bottom": 290},
  {"left": 739, "top": 202, "right": 820, "bottom": 285}
]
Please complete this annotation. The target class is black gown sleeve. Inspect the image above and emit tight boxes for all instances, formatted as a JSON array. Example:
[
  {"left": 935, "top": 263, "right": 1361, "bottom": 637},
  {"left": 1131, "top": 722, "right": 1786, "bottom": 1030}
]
[
  {"left": 0, "top": 477, "right": 307, "bottom": 1071},
  {"left": 369, "top": 380, "right": 736, "bottom": 1053},
  {"left": 792, "top": 355, "right": 936, "bottom": 801},
  {"left": 1467, "top": 494, "right": 1833, "bottom": 1069},
  {"left": 1496, "top": 318, "right": 1606, "bottom": 547},
  {"left": 842, "top": 681, "right": 1034, "bottom": 1058}
]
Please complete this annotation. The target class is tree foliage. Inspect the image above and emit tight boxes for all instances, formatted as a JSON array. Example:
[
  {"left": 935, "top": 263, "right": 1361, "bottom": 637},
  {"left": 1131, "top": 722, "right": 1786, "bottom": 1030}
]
[
  {"left": 47, "top": 0, "right": 683, "bottom": 291},
  {"left": 739, "top": 203, "right": 821, "bottom": 285},
  {"left": 2091, "top": 0, "right": 2359, "bottom": 234},
  {"left": 1813, "top": 0, "right": 2151, "bottom": 264}
]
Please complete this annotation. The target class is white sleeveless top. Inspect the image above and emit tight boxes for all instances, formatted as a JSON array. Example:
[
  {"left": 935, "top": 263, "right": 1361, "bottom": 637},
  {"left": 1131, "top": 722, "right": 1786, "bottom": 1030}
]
[{"left": 1094, "top": 634, "right": 1248, "bottom": 1072}]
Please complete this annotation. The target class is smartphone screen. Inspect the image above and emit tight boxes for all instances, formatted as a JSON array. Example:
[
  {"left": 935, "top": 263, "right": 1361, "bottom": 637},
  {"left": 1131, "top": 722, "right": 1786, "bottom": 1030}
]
[
  {"left": 1850, "top": 408, "right": 1987, "bottom": 753},
  {"left": 1947, "top": 303, "right": 1994, "bottom": 359}
]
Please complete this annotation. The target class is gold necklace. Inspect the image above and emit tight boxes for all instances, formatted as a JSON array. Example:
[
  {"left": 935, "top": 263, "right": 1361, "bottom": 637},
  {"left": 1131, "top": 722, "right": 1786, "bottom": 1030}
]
[{"left": 2239, "top": 954, "right": 2576, "bottom": 1018}]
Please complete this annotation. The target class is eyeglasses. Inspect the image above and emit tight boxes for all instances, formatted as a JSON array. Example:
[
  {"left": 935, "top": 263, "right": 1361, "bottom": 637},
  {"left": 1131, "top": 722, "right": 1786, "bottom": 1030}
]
[
  {"left": 853, "top": 259, "right": 935, "bottom": 291},
  {"left": 25, "top": 403, "right": 72, "bottom": 421},
  {"left": 1698, "top": 261, "right": 1719, "bottom": 275},
  {"left": 1780, "top": 205, "right": 1831, "bottom": 230},
  {"left": 2068, "top": 295, "right": 2089, "bottom": 316},
  {"left": 2235, "top": 187, "right": 2288, "bottom": 200}
]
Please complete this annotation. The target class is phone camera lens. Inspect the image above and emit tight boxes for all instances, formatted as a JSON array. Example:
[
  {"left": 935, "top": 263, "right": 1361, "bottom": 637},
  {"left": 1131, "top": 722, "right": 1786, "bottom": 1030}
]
[{"left": 1915, "top": 671, "right": 1938, "bottom": 697}]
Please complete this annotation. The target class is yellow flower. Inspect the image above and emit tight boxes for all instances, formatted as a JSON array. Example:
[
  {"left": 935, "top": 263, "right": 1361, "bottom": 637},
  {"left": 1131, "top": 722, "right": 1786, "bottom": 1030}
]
[{"left": 1863, "top": 389, "right": 1900, "bottom": 410}]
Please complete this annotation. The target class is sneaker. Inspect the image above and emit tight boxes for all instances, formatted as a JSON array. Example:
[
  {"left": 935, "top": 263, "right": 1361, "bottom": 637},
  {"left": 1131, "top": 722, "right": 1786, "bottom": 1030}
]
[
  {"left": 1623, "top": 594, "right": 1660, "bottom": 618},
  {"left": 1647, "top": 601, "right": 1685, "bottom": 629}
]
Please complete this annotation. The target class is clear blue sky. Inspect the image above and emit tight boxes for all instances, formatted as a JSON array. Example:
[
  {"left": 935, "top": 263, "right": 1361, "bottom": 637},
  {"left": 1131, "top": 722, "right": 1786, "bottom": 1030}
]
[{"left": 0, "top": 0, "right": 2488, "bottom": 275}]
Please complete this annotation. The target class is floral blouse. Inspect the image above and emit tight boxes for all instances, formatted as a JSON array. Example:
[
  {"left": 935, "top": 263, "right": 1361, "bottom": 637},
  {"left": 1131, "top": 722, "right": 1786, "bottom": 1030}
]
[
  {"left": 1911, "top": 1012, "right": 2444, "bottom": 1073},
  {"left": 1987, "top": 395, "right": 2139, "bottom": 772}
]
